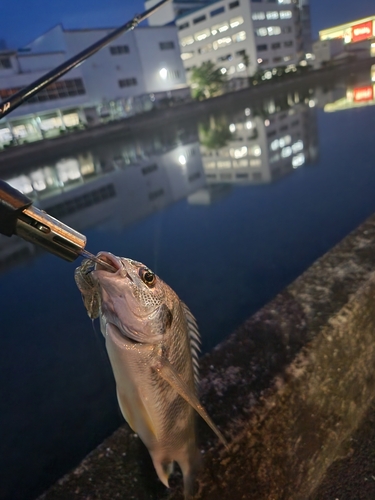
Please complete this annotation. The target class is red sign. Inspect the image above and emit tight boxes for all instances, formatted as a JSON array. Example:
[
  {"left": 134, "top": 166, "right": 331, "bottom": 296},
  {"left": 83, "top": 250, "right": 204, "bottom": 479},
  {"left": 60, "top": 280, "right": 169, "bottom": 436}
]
[
  {"left": 351, "top": 21, "right": 373, "bottom": 42},
  {"left": 353, "top": 86, "right": 374, "bottom": 102}
]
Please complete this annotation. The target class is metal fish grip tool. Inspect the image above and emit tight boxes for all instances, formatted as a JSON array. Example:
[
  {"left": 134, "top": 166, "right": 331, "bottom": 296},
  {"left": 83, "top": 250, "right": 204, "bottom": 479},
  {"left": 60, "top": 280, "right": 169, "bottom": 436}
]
[{"left": 0, "top": 179, "right": 116, "bottom": 271}]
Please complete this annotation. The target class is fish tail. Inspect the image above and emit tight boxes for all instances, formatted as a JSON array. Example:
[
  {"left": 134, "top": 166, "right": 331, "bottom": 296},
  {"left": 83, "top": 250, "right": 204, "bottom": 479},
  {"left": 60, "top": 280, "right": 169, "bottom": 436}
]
[{"left": 177, "top": 445, "right": 202, "bottom": 500}]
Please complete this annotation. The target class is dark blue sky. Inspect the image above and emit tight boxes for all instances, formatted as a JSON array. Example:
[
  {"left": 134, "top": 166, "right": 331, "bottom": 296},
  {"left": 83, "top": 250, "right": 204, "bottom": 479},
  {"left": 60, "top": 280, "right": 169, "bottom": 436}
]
[{"left": 0, "top": 0, "right": 374, "bottom": 49}]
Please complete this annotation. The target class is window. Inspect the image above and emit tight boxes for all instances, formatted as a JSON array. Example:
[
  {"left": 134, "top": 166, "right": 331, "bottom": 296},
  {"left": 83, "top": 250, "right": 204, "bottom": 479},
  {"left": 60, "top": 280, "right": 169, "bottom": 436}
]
[
  {"left": 273, "top": 56, "right": 282, "bottom": 62},
  {"left": 232, "top": 31, "right": 246, "bottom": 42},
  {"left": 211, "top": 6, "right": 225, "bottom": 16},
  {"left": 0, "top": 78, "right": 86, "bottom": 103},
  {"left": 268, "top": 26, "right": 281, "bottom": 35},
  {"left": 142, "top": 164, "right": 158, "bottom": 175},
  {"left": 280, "top": 10, "right": 292, "bottom": 18},
  {"left": 168, "top": 70, "right": 180, "bottom": 79},
  {"left": 0, "top": 57, "right": 11, "bottom": 69},
  {"left": 211, "top": 22, "right": 229, "bottom": 35},
  {"left": 110, "top": 45, "right": 129, "bottom": 55},
  {"left": 230, "top": 16, "right": 244, "bottom": 28},
  {"left": 159, "top": 41, "right": 175, "bottom": 50},
  {"left": 284, "top": 40, "right": 293, "bottom": 47},
  {"left": 282, "top": 26, "right": 292, "bottom": 33},
  {"left": 271, "top": 42, "right": 281, "bottom": 49},
  {"left": 256, "top": 28, "right": 268, "bottom": 36},
  {"left": 229, "top": 1, "right": 240, "bottom": 8},
  {"left": 179, "top": 22, "right": 189, "bottom": 30},
  {"left": 188, "top": 172, "right": 201, "bottom": 182},
  {"left": 218, "top": 54, "right": 232, "bottom": 61},
  {"left": 193, "top": 14, "right": 206, "bottom": 24},
  {"left": 118, "top": 78, "right": 137, "bottom": 87},
  {"left": 149, "top": 189, "right": 164, "bottom": 201},
  {"left": 195, "top": 28, "right": 211, "bottom": 41},
  {"left": 257, "top": 44, "right": 268, "bottom": 51},
  {"left": 252, "top": 0, "right": 262, "bottom": 2},
  {"left": 278, "top": 0, "right": 291, "bottom": 3},
  {"left": 266, "top": 11, "right": 279, "bottom": 19},
  {"left": 236, "top": 49, "right": 246, "bottom": 56},
  {"left": 181, "top": 36, "right": 194, "bottom": 46},
  {"left": 252, "top": 12, "right": 265, "bottom": 20},
  {"left": 181, "top": 52, "right": 194, "bottom": 60},
  {"left": 48, "top": 184, "right": 115, "bottom": 218},
  {"left": 213, "top": 36, "right": 232, "bottom": 50}
]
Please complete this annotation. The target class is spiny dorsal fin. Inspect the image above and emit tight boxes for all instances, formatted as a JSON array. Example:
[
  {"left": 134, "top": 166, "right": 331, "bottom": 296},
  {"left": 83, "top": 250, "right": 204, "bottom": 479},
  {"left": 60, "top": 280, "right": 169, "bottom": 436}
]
[{"left": 182, "top": 302, "right": 201, "bottom": 389}]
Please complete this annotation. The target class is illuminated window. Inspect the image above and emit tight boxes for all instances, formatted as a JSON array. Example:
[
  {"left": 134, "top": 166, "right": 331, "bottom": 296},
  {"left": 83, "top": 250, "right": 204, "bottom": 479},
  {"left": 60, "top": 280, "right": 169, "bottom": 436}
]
[
  {"left": 230, "top": 146, "right": 248, "bottom": 159},
  {"left": 195, "top": 29, "right": 210, "bottom": 41},
  {"left": 281, "top": 146, "right": 292, "bottom": 157},
  {"left": 213, "top": 36, "right": 232, "bottom": 50},
  {"left": 232, "top": 31, "right": 246, "bottom": 43},
  {"left": 181, "top": 36, "right": 194, "bottom": 46},
  {"left": 230, "top": 16, "right": 244, "bottom": 28},
  {"left": 256, "top": 28, "right": 268, "bottom": 37},
  {"left": 110, "top": 45, "right": 129, "bottom": 55},
  {"left": 250, "top": 159, "right": 262, "bottom": 167},
  {"left": 237, "top": 62, "right": 246, "bottom": 71},
  {"left": 266, "top": 11, "right": 279, "bottom": 19},
  {"left": 278, "top": 0, "right": 291, "bottom": 3},
  {"left": 280, "top": 10, "right": 292, "bottom": 19},
  {"left": 252, "top": 12, "right": 265, "bottom": 20},
  {"left": 181, "top": 52, "right": 194, "bottom": 60},
  {"left": 249, "top": 145, "right": 262, "bottom": 157},
  {"left": 270, "top": 139, "right": 279, "bottom": 151},
  {"left": 205, "top": 161, "right": 216, "bottom": 169},
  {"left": 292, "top": 140, "right": 303, "bottom": 153},
  {"left": 268, "top": 26, "right": 281, "bottom": 36},
  {"left": 292, "top": 153, "right": 305, "bottom": 167},
  {"left": 279, "top": 135, "right": 291, "bottom": 147},
  {"left": 211, "top": 22, "right": 229, "bottom": 35}
]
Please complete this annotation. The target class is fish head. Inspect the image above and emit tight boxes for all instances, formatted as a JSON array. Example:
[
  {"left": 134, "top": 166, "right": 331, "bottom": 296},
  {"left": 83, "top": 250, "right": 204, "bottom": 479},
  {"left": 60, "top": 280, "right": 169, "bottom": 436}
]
[{"left": 91, "top": 252, "right": 173, "bottom": 344}]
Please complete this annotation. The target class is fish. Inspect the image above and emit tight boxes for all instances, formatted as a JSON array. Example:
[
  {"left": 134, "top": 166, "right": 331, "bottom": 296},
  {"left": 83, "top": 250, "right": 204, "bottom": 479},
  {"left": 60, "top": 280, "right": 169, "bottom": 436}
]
[{"left": 74, "top": 251, "right": 227, "bottom": 498}]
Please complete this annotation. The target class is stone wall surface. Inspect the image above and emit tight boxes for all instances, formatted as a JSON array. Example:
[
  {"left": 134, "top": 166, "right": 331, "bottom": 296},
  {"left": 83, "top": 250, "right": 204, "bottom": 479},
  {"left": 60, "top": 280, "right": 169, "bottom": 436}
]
[{"left": 38, "top": 213, "right": 375, "bottom": 500}]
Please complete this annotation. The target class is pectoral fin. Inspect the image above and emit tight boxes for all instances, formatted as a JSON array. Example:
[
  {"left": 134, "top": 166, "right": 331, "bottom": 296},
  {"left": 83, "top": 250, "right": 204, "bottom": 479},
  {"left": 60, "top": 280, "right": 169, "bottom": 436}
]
[{"left": 155, "top": 356, "right": 228, "bottom": 449}]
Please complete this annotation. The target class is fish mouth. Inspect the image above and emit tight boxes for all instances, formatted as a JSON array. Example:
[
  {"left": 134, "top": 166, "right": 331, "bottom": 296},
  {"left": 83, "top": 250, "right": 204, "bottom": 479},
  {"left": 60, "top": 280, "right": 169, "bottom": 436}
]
[{"left": 95, "top": 252, "right": 122, "bottom": 273}]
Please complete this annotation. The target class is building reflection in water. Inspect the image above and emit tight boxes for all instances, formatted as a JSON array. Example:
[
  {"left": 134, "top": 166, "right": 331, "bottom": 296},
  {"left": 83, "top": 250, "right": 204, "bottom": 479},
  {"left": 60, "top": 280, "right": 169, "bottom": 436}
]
[{"left": 0, "top": 86, "right": 321, "bottom": 272}]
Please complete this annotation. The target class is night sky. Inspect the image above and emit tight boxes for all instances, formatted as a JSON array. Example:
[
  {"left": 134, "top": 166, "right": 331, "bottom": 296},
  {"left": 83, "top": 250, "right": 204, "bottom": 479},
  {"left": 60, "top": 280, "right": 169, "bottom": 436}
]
[{"left": 0, "top": 0, "right": 374, "bottom": 49}]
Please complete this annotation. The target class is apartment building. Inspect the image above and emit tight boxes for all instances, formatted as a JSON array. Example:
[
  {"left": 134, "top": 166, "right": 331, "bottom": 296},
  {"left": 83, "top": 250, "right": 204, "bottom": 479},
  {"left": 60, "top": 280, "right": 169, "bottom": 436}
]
[{"left": 175, "top": 0, "right": 307, "bottom": 80}]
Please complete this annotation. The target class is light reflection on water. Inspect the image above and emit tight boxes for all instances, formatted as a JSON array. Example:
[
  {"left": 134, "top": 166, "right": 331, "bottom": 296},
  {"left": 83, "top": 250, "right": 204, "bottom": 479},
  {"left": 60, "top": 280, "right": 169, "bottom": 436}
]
[{"left": 1, "top": 68, "right": 375, "bottom": 500}]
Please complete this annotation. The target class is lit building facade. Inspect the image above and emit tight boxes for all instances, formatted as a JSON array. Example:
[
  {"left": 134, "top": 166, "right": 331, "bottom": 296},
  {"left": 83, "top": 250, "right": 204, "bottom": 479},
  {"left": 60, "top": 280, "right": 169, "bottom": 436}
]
[
  {"left": 164, "top": 0, "right": 310, "bottom": 80},
  {"left": 314, "top": 15, "right": 375, "bottom": 67},
  {"left": 0, "top": 24, "right": 187, "bottom": 148}
]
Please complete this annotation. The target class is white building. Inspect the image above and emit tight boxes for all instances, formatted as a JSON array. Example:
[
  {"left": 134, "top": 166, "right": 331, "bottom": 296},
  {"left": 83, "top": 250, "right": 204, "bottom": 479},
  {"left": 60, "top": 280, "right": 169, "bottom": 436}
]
[
  {"left": 0, "top": 24, "right": 187, "bottom": 147},
  {"left": 147, "top": 0, "right": 310, "bottom": 80}
]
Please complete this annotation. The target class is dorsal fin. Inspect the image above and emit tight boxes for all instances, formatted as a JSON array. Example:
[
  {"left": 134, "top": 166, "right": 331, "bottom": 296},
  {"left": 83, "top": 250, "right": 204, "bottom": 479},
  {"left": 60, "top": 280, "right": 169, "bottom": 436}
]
[{"left": 182, "top": 302, "right": 201, "bottom": 389}]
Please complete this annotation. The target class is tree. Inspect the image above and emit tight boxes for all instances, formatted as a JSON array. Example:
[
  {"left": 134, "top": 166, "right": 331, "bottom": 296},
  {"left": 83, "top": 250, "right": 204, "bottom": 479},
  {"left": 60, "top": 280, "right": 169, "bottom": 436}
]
[
  {"left": 190, "top": 61, "right": 226, "bottom": 100},
  {"left": 199, "top": 115, "right": 233, "bottom": 150}
]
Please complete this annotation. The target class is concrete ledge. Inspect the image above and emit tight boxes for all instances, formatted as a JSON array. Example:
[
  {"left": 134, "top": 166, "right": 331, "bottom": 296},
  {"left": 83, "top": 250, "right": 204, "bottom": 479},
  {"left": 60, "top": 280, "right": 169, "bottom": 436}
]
[{"left": 39, "top": 213, "right": 375, "bottom": 500}]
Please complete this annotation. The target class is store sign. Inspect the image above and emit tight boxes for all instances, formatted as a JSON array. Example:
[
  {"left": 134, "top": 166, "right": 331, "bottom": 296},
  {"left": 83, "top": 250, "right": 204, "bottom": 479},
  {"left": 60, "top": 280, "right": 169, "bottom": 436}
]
[
  {"left": 353, "top": 86, "right": 374, "bottom": 102},
  {"left": 351, "top": 21, "right": 373, "bottom": 42}
]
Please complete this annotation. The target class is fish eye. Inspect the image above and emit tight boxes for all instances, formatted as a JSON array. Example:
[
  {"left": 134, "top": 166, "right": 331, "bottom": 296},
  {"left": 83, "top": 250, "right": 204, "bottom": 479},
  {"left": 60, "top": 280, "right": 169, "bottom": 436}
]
[{"left": 139, "top": 268, "right": 156, "bottom": 287}]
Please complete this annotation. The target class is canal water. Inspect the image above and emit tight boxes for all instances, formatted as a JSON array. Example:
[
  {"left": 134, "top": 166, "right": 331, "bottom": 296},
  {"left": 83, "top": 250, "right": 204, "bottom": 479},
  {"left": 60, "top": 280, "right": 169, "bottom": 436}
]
[{"left": 1, "top": 68, "right": 375, "bottom": 499}]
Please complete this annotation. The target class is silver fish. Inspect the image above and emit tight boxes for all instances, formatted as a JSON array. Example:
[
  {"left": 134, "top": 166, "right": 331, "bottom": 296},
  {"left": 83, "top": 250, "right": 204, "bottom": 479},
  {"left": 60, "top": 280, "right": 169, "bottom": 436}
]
[{"left": 75, "top": 252, "right": 227, "bottom": 498}]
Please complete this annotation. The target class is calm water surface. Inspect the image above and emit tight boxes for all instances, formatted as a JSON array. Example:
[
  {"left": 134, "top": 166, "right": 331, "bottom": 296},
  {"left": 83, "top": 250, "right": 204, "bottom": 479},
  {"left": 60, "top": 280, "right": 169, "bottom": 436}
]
[{"left": 1, "top": 70, "right": 375, "bottom": 499}]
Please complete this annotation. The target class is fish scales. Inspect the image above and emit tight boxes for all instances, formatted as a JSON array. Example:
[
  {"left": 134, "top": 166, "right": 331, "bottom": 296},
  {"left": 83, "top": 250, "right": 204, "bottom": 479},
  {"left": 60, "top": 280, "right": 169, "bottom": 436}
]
[{"left": 75, "top": 252, "right": 227, "bottom": 498}]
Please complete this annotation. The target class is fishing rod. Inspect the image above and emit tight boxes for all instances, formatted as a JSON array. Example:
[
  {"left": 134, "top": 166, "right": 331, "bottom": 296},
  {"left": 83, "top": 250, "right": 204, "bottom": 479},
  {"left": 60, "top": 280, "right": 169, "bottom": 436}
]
[
  {"left": 0, "top": 0, "right": 172, "bottom": 269},
  {"left": 0, "top": 0, "right": 171, "bottom": 119}
]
